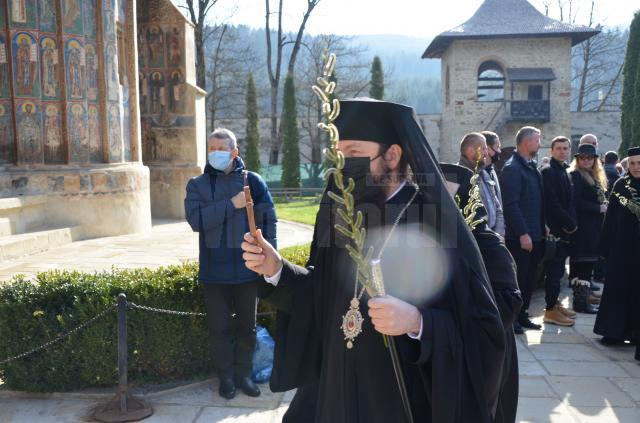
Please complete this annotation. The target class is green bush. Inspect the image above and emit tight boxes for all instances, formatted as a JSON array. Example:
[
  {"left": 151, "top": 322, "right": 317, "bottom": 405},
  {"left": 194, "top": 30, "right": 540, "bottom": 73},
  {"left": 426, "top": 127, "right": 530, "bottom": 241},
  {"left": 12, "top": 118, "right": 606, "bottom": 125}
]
[{"left": 0, "top": 244, "right": 310, "bottom": 392}]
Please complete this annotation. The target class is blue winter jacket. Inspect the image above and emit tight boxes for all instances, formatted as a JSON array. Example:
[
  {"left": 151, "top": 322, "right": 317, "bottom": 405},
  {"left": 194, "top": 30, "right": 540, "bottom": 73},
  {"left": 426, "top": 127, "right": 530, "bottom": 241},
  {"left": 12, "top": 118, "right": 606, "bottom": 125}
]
[
  {"left": 184, "top": 157, "right": 277, "bottom": 284},
  {"left": 499, "top": 152, "right": 545, "bottom": 242}
]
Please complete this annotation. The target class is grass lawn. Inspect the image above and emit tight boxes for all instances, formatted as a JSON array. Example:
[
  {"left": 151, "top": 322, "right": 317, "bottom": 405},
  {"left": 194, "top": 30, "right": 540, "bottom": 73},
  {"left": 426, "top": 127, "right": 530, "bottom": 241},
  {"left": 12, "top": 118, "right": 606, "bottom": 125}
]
[{"left": 274, "top": 197, "right": 320, "bottom": 226}]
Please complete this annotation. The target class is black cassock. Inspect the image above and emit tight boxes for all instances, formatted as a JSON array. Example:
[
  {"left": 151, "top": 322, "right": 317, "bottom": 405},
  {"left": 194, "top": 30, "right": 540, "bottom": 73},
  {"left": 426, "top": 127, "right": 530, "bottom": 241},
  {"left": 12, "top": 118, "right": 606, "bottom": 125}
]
[
  {"left": 261, "top": 183, "right": 506, "bottom": 423},
  {"left": 440, "top": 162, "right": 522, "bottom": 423},
  {"left": 594, "top": 174, "right": 640, "bottom": 341}
]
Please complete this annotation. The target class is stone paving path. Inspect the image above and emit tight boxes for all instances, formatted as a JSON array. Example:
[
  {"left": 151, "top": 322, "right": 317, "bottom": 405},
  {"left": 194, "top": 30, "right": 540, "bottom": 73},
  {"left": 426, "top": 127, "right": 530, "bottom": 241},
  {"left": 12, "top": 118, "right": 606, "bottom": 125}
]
[{"left": 1, "top": 220, "right": 639, "bottom": 422}]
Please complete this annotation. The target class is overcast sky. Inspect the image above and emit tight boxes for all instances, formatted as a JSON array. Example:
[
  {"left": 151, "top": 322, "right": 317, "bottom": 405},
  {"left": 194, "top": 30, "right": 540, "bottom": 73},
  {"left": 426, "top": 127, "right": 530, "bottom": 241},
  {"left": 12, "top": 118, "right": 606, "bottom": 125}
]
[{"left": 212, "top": 0, "right": 637, "bottom": 39}]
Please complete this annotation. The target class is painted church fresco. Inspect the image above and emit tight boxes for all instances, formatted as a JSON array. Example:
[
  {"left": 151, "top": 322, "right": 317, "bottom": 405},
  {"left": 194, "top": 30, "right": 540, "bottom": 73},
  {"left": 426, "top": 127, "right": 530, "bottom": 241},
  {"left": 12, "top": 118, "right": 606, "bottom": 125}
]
[
  {"left": 146, "top": 25, "right": 164, "bottom": 68},
  {"left": 16, "top": 100, "right": 41, "bottom": 163},
  {"left": 39, "top": 0, "right": 57, "bottom": 33},
  {"left": 0, "top": 36, "right": 10, "bottom": 99},
  {"left": 40, "top": 37, "right": 59, "bottom": 99},
  {"left": 10, "top": 0, "right": 37, "bottom": 28},
  {"left": 84, "top": 0, "right": 97, "bottom": 39},
  {"left": 63, "top": 0, "right": 84, "bottom": 34},
  {"left": 13, "top": 32, "right": 40, "bottom": 98},
  {"left": 43, "top": 103, "right": 64, "bottom": 164},
  {"left": 68, "top": 102, "right": 88, "bottom": 162},
  {"left": 88, "top": 104, "right": 101, "bottom": 161},
  {"left": 86, "top": 43, "right": 98, "bottom": 100},
  {"left": 65, "top": 38, "right": 85, "bottom": 99},
  {"left": 0, "top": 102, "right": 14, "bottom": 164},
  {"left": 0, "top": 0, "right": 138, "bottom": 166}
]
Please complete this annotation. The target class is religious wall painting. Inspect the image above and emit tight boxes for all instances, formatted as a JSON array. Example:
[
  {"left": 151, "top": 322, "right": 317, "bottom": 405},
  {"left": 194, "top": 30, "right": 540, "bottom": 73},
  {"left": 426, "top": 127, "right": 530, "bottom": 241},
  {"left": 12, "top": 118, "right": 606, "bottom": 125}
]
[
  {"left": 139, "top": 71, "right": 148, "bottom": 114},
  {"left": 0, "top": 103, "right": 14, "bottom": 164},
  {"left": 68, "top": 102, "right": 88, "bottom": 162},
  {"left": 65, "top": 38, "right": 85, "bottom": 99},
  {"left": 88, "top": 104, "right": 102, "bottom": 162},
  {"left": 39, "top": 0, "right": 57, "bottom": 33},
  {"left": 40, "top": 37, "right": 59, "bottom": 99},
  {"left": 105, "top": 43, "right": 119, "bottom": 101},
  {"left": 43, "top": 103, "right": 64, "bottom": 164},
  {"left": 166, "top": 27, "right": 182, "bottom": 67},
  {"left": 83, "top": 0, "right": 97, "bottom": 39},
  {"left": 85, "top": 43, "right": 98, "bottom": 100},
  {"left": 168, "top": 69, "right": 184, "bottom": 113},
  {"left": 0, "top": 36, "right": 10, "bottom": 99},
  {"left": 137, "top": 27, "right": 145, "bottom": 68},
  {"left": 122, "top": 75, "right": 132, "bottom": 161},
  {"left": 149, "top": 71, "right": 164, "bottom": 115},
  {"left": 16, "top": 100, "right": 41, "bottom": 163},
  {"left": 0, "top": 1, "right": 6, "bottom": 28},
  {"left": 12, "top": 32, "right": 39, "bottom": 98},
  {"left": 118, "top": 0, "right": 127, "bottom": 23},
  {"left": 108, "top": 102, "right": 122, "bottom": 162},
  {"left": 63, "top": 0, "right": 84, "bottom": 34},
  {"left": 103, "top": 0, "right": 116, "bottom": 38},
  {"left": 146, "top": 25, "right": 164, "bottom": 68},
  {"left": 9, "top": 0, "right": 37, "bottom": 28}
]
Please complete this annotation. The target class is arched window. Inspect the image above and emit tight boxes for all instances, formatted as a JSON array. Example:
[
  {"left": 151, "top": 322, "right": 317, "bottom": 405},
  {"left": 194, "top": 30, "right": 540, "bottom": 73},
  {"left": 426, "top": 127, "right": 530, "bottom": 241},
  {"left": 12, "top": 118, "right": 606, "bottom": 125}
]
[{"left": 477, "top": 61, "right": 505, "bottom": 102}]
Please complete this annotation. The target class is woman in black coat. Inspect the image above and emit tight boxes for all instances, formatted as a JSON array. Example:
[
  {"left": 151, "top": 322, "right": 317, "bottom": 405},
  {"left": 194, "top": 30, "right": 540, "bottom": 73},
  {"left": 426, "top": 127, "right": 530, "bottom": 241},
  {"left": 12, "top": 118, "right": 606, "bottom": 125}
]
[{"left": 569, "top": 144, "right": 608, "bottom": 290}]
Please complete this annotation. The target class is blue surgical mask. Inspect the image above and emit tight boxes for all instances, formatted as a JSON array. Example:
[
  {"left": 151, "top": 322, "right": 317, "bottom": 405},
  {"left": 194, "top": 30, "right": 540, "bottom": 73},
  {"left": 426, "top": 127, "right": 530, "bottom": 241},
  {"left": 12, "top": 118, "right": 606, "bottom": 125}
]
[{"left": 208, "top": 151, "right": 232, "bottom": 171}]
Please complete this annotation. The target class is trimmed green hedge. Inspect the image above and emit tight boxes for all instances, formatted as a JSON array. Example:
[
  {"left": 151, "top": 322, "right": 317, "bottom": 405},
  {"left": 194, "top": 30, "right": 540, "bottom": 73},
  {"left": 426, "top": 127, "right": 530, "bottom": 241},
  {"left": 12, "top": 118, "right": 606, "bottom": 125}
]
[{"left": 0, "top": 244, "right": 310, "bottom": 392}]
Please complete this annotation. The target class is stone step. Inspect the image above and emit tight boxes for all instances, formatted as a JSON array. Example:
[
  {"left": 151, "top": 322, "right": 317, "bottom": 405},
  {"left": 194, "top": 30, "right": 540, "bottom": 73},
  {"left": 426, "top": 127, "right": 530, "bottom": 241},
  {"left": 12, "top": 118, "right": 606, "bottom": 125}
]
[
  {"left": 0, "top": 227, "right": 81, "bottom": 261},
  {"left": 0, "top": 217, "right": 10, "bottom": 237}
]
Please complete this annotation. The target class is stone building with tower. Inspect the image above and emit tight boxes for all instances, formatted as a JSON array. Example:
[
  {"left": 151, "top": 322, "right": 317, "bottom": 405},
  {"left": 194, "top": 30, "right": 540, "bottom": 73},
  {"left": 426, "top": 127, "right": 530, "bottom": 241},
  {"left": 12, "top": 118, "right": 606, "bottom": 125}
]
[
  {"left": 0, "top": 0, "right": 204, "bottom": 261},
  {"left": 420, "top": 0, "right": 620, "bottom": 163}
]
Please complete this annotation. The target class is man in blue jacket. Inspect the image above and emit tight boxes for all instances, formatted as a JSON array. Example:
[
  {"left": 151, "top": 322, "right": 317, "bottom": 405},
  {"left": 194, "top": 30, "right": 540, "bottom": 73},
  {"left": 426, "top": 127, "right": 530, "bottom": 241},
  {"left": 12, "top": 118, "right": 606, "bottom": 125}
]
[
  {"left": 500, "top": 126, "right": 546, "bottom": 334},
  {"left": 184, "top": 128, "right": 277, "bottom": 399}
]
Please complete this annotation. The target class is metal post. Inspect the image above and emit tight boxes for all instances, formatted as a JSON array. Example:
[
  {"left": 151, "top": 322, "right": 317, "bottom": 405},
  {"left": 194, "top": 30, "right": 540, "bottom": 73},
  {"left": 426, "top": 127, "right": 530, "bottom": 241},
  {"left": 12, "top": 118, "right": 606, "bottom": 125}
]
[
  {"left": 117, "top": 293, "right": 128, "bottom": 414},
  {"left": 94, "top": 293, "right": 152, "bottom": 422}
]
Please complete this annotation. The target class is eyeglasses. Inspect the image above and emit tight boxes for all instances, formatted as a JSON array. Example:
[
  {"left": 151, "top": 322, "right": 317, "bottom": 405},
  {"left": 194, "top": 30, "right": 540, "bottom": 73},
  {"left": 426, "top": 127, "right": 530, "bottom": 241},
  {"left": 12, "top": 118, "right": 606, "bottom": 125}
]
[{"left": 577, "top": 155, "right": 596, "bottom": 161}]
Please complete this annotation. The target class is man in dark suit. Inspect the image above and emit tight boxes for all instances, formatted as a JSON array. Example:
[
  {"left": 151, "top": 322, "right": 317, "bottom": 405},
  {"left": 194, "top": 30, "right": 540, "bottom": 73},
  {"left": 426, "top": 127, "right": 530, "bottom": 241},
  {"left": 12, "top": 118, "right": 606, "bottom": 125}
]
[
  {"left": 541, "top": 137, "right": 578, "bottom": 326},
  {"left": 500, "top": 126, "right": 546, "bottom": 333}
]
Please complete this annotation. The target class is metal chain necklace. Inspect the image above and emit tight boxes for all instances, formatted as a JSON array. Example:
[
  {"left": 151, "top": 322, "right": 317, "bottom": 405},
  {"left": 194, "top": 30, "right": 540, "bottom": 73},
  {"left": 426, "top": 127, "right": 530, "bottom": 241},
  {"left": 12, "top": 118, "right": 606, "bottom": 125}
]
[{"left": 341, "top": 183, "right": 420, "bottom": 349}]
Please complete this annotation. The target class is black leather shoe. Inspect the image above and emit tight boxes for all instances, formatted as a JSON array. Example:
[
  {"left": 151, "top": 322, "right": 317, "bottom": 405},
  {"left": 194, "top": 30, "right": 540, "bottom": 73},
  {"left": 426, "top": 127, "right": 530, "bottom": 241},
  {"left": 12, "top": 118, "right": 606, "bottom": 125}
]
[
  {"left": 518, "top": 317, "right": 542, "bottom": 330},
  {"left": 219, "top": 377, "right": 236, "bottom": 399},
  {"left": 513, "top": 321, "right": 524, "bottom": 335},
  {"left": 236, "top": 376, "right": 261, "bottom": 397}
]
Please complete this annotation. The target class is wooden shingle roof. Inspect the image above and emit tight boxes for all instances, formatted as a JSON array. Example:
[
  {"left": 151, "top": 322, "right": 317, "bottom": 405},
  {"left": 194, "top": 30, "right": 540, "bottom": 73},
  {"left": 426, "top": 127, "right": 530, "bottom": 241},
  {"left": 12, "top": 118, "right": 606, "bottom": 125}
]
[{"left": 423, "top": 0, "right": 600, "bottom": 58}]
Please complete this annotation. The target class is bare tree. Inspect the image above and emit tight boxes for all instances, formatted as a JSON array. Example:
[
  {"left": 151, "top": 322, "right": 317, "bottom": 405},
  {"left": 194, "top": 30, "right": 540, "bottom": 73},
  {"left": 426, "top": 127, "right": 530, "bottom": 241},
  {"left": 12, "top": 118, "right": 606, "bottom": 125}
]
[
  {"left": 295, "top": 34, "right": 370, "bottom": 184},
  {"left": 549, "top": 0, "right": 626, "bottom": 111},
  {"left": 264, "top": 0, "right": 321, "bottom": 164},
  {"left": 205, "top": 24, "right": 259, "bottom": 130},
  {"left": 180, "top": 0, "right": 223, "bottom": 89}
]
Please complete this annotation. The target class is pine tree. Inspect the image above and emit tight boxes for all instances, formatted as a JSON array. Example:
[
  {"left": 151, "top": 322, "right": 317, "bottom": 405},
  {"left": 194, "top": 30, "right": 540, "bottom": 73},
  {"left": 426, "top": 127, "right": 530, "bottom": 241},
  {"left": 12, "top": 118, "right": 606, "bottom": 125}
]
[
  {"left": 244, "top": 74, "right": 261, "bottom": 172},
  {"left": 620, "top": 11, "right": 640, "bottom": 155},
  {"left": 280, "top": 74, "right": 301, "bottom": 188},
  {"left": 369, "top": 56, "right": 384, "bottom": 100}
]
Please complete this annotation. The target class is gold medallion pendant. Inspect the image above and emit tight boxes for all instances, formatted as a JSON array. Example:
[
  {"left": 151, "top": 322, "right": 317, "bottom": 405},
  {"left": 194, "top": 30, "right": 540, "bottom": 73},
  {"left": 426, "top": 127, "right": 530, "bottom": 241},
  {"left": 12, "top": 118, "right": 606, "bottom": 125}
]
[{"left": 341, "top": 297, "right": 364, "bottom": 349}]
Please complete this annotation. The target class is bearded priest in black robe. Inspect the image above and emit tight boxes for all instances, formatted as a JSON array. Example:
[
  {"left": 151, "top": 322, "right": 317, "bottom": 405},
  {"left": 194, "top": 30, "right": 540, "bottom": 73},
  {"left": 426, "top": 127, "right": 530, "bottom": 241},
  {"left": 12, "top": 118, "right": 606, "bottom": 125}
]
[
  {"left": 440, "top": 163, "right": 522, "bottom": 423},
  {"left": 241, "top": 99, "right": 506, "bottom": 422},
  {"left": 594, "top": 147, "right": 640, "bottom": 357}
]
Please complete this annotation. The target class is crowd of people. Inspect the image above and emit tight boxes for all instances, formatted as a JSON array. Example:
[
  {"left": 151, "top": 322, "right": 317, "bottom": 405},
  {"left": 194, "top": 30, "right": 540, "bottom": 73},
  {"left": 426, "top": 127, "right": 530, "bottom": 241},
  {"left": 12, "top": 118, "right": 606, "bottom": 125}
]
[
  {"left": 454, "top": 128, "right": 639, "bottom": 357},
  {"left": 184, "top": 101, "right": 640, "bottom": 422}
]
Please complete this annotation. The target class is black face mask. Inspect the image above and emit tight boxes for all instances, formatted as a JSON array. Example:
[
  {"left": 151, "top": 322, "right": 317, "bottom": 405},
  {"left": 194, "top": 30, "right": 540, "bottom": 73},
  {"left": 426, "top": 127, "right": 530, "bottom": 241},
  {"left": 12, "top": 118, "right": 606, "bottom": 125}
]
[
  {"left": 490, "top": 150, "right": 501, "bottom": 164},
  {"left": 331, "top": 157, "right": 387, "bottom": 209}
]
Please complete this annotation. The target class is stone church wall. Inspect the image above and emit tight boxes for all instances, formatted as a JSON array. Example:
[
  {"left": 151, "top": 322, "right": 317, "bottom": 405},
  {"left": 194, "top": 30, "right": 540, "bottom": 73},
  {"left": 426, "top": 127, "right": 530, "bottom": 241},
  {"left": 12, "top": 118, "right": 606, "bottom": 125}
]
[
  {"left": 137, "top": 0, "right": 205, "bottom": 219},
  {"left": 0, "top": 0, "right": 150, "bottom": 239}
]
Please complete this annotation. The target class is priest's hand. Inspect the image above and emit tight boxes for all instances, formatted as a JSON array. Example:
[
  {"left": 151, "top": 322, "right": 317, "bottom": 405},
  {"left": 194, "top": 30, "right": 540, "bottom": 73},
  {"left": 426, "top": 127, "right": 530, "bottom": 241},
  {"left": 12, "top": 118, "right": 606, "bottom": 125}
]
[
  {"left": 368, "top": 296, "right": 422, "bottom": 337},
  {"left": 241, "top": 229, "right": 282, "bottom": 277}
]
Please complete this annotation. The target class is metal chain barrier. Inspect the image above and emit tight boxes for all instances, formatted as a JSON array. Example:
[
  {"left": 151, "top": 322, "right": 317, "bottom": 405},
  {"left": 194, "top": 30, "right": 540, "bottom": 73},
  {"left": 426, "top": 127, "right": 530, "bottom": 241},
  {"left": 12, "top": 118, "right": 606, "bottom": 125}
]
[
  {"left": 0, "top": 303, "right": 117, "bottom": 365},
  {"left": 1, "top": 298, "right": 276, "bottom": 366},
  {"left": 126, "top": 301, "right": 206, "bottom": 317}
]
